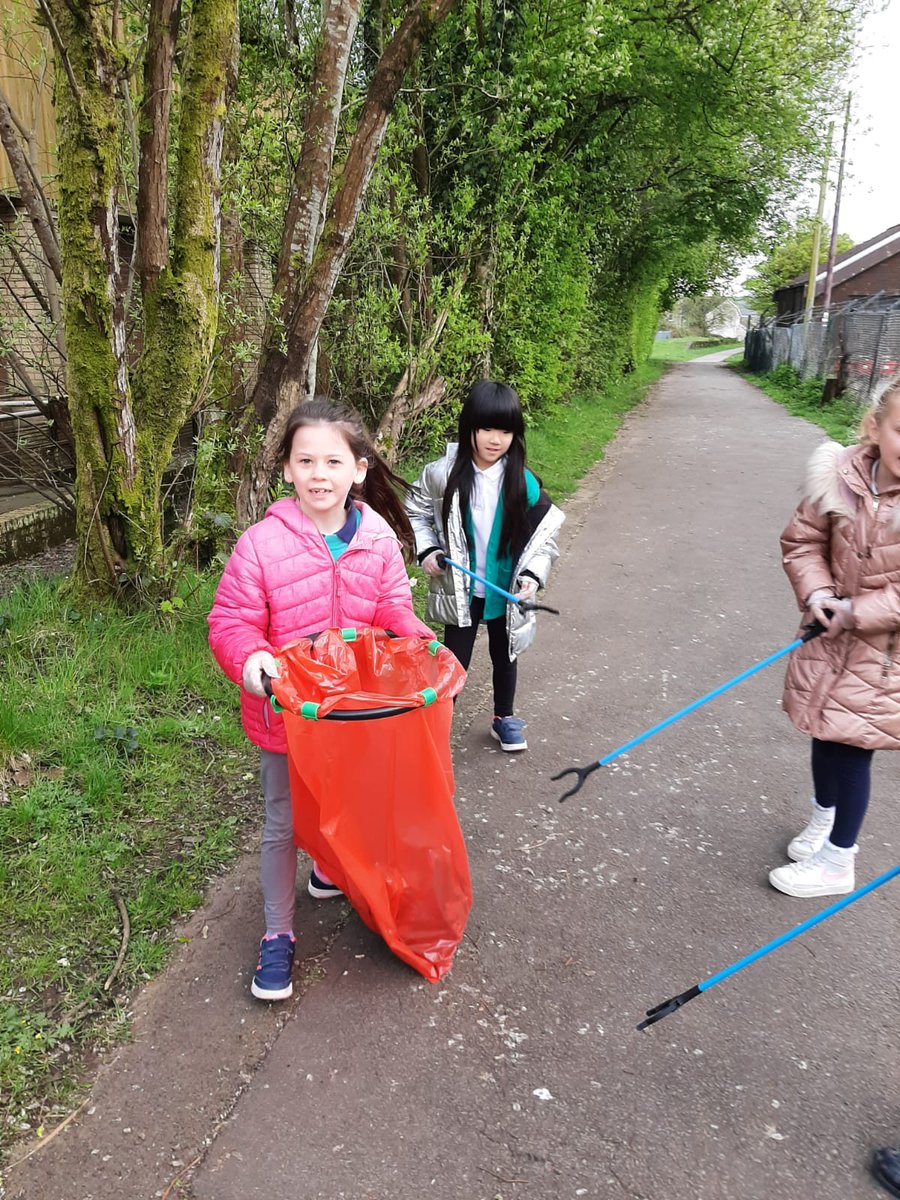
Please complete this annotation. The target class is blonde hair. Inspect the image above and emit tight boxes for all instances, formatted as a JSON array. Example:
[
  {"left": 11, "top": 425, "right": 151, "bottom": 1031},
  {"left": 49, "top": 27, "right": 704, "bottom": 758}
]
[{"left": 859, "top": 373, "right": 900, "bottom": 445}]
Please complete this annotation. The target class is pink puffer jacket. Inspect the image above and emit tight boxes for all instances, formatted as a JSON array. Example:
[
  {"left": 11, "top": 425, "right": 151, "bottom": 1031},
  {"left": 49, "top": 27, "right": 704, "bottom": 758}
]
[
  {"left": 208, "top": 498, "right": 433, "bottom": 753},
  {"left": 781, "top": 440, "right": 900, "bottom": 749}
]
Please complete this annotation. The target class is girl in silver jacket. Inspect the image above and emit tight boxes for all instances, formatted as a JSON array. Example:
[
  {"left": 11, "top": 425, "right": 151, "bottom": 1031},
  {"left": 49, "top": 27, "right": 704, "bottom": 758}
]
[{"left": 405, "top": 381, "right": 564, "bottom": 752}]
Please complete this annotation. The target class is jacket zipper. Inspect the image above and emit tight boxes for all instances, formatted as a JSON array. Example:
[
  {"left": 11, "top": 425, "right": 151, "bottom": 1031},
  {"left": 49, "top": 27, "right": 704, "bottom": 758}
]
[
  {"left": 330, "top": 552, "right": 339, "bottom": 628},
  {"left": 882, "top": 631, "right": 897, "bottom": 682},
  {"left": 331, "top": 533, "right": 392, "bottom": 627}
]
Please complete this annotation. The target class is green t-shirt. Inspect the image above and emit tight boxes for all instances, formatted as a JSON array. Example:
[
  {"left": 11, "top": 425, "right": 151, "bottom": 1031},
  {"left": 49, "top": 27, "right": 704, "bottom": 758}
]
[
  {"left": 463, "top": 468, "right": 541, "bottom": 619},
  {"left": 324, "top": 505, "right": 361, "bottom": 560}
]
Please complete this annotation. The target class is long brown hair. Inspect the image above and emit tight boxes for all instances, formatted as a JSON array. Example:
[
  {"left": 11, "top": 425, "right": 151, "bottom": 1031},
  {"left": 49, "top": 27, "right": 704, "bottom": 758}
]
[{"left": 279, "top": 398, "right": 416, "bottom": 558}]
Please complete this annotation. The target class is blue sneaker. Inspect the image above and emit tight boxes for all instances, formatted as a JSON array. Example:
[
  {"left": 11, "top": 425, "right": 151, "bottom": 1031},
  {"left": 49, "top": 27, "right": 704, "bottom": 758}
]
[
  {"left": 307, "top": 866, "right": 343, "bottom": 900},
  {"left": 491, "top": 716, "right": 527, "bottom": 752},
  {"left": 872, "top": 1146, "right": 900, "bottom": 1200},
  {"left": 251, "top": 933, "right": 295, "bottom": 1001}
]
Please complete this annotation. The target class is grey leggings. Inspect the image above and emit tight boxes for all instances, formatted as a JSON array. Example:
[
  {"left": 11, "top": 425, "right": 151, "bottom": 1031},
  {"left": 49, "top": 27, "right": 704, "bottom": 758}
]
[{"left": 260, "top": 750, "right": 297, "bottom": 934}]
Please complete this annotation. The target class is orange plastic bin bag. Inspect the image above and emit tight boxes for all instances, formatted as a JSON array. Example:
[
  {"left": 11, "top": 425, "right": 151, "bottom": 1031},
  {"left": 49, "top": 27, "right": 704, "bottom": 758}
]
[{"left": 271, "top": 628, "right": 470, "bottom": 982}]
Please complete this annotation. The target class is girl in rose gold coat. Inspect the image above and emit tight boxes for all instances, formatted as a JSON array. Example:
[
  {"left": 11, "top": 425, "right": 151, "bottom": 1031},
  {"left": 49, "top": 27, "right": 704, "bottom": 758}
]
[{"left": 769, "top": 375, "right": 900, "bottom": 898}]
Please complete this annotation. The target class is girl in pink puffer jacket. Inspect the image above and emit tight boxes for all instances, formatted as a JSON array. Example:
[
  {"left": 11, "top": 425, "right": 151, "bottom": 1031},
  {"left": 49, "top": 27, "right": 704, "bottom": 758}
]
[
  {"left": 769, "top": 375, "right": 900, "bottom": 900},
  {"left": 208, "top": 399, "right": 433, "bottom": 1001}
]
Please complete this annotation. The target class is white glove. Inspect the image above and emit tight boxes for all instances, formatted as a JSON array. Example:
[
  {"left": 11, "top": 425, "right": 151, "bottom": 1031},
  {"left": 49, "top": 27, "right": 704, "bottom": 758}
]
[
  {"left": 817, "top": 596, "right": 854, "bottom": 639},
  {"left": 242, "top": 650, "right": 281, "bottom": 698},
  {"left": 807, "top": 588, "right": 836, "bottom": 608},
  {"left": 807, "top": 588, "right": 836, "bottom": 627},
  {"left": 421, "top": 550, "right": 446, "bottom": 578},
  {"left": 515, "top": 576, "right": 538, "bottom": 603}
]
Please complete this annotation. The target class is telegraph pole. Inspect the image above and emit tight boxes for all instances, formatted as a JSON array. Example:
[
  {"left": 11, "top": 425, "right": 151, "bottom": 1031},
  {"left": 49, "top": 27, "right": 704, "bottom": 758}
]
[
  {"left": 822, "top": 93, "right": 852, "bottom": 317},
  {"left": 804, "top": 121, "right": 833, "bottom": 323}
]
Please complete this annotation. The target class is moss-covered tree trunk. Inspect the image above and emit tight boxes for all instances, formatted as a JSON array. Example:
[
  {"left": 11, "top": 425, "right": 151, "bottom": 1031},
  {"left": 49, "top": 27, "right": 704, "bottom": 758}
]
[
  {"left": 50, "top": 4, "right": 135, "bottom": 588},
  {"left": 130, "top": 0, "right": 239, "bottom": 576},
  {"left": 47, "top": 0, "right": 237, "bottom": 599}
]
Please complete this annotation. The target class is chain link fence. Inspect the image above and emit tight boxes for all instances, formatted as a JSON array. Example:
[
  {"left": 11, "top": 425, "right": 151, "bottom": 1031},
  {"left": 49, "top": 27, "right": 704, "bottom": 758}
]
[{"left": 745, "top": 298, "right": 900, "bottom": 402}]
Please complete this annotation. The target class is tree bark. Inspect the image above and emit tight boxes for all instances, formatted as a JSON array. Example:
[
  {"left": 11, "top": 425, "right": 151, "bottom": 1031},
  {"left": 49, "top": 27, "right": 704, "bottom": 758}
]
[
  {"left": 130, "top": 0, "right": 239, "bottom": 568},
  {"left": 0, "top": 86, "right": 62, "bottom": 282},
  {"left": 274, "top": 0, "right": 362, "bottom": 307},
  {"left": 238, "top": 0, "right": 458, "bottom": 527},
  {"left": 49, "top": 1, "right": 135, "bottom": 588},
  {"left": 137, "top": 0, "right": 181, "bottom": 294},
  {"left": 44, "top": 0, "right": 237, "bottom": 596}
]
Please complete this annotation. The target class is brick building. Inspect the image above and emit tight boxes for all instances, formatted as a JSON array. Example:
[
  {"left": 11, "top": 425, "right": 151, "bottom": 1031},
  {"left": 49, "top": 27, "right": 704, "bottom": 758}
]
[{"left": 774, "top": 223, "right": 900, "bottom": 318}]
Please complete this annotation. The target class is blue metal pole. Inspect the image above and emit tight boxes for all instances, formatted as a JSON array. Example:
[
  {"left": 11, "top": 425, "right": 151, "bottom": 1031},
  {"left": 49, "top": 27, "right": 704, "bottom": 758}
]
[
  {"left": 439, "top": 555, "right": 521, "bottom": 606},
  {"left": 639, "top": 864, "right": 899, "bottom": 1028},
  {"left": 596, "top": 637, "right": 804, "bottom": 768},
  {"left": 555, "top": 620, "right": 824, "bottom": 800},
  {"left": 699, "top": 863, "right": 900, "bottom": 991}
]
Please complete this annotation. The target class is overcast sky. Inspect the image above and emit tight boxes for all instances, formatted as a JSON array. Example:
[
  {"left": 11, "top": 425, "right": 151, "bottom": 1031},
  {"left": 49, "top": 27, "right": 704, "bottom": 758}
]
[
  {"left": 730, "top": 2, "right": 898, "bottom": 289},
  {"left": 837, "top": 0, "right": 900, "bottom": 243}
]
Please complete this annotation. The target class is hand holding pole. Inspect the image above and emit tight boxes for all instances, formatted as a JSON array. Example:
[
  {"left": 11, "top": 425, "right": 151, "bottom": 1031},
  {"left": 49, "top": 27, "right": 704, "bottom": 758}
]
[
  {"left": 436, "top": 554, "right": 560, "bottom": 615},
  {"left": 552, "top": 616, "right": 828, "bottom": 802}
]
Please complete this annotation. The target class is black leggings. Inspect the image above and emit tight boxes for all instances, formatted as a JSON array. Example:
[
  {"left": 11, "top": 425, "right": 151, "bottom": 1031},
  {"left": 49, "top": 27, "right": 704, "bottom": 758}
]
[
  {"left": 443, "top": 596, "right": 517, "bottom": 717},
  {"left": 811, "top": 738, "right": 874, "bottom": 848}
]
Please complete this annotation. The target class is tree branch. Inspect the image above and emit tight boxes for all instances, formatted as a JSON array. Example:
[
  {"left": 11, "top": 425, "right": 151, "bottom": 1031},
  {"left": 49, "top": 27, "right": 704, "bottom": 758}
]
[
  {"left": 1, "top": 274, "right": 61, "bottom": 356},
  {"left": 4, "top": 236, "right": 52, "bottom": 317},
  {"left": 240, "top": 0, "right": 458, "bottom": 525},
  {"left": 275, "top": 0, "right": 363, "bottom": 304},
  {"left": 36, "top": 0, "right": 89, "bottom": 125},
  {"left": 137, "top": 0, "right": 180, "bottom": 293},
  {"left": 282, "top": 0, "right": 458, "bottom": 380},
  {"left": 0, "top": 89, "right": 62, "bottom": 282},
  {"left": 1, "top": 346, "right": 48, "bottom": 409}
]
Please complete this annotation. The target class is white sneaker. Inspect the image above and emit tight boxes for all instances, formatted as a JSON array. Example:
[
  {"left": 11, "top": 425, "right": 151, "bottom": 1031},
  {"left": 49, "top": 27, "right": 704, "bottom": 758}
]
[
  {"left": 787, "top": 800, "right": 835, "bottom": 861},
  {"left": 769, "top": 847, "right": 855, "bottom": 898}
]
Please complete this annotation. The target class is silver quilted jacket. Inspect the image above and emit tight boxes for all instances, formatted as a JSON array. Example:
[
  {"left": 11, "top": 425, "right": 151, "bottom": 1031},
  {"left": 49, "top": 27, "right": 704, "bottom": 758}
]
[{"left": 405, "top": 445, "right": 564, "bottom": 660}]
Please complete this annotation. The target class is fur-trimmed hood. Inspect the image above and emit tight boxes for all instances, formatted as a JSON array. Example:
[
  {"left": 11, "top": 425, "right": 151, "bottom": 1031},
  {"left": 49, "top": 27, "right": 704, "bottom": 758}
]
[{"left": 804, "top": 440, "right": 900, "bottom": 531}]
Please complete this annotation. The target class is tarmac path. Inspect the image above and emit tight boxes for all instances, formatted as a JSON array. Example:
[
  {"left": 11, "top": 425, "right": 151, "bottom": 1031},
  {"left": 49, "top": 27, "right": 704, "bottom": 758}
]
[{"left": 5, "top": 358, "right": 898, "bottom": 1200}]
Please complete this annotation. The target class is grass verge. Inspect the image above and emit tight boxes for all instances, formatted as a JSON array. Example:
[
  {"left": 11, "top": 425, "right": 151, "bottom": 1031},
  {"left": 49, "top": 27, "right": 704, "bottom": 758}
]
[
  {"left": 527, "top": 360, "right": 667, "bottom": 499},
  {"left": 649, "top": 336, "right": 743, "bottom": 362},
  {"left": 735, "top": 363, "right": 862, "bottom": 445},
  {"left": 0, "top": 358, "right": 665, "bottom": 1156},
  {"left": 0, "top": 576, "right": 256, "bottom": 1155}
]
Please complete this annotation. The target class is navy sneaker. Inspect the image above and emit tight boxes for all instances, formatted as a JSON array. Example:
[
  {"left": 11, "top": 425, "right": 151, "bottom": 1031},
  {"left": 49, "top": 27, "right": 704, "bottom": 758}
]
[
  {"left": 872, "top": 1147, "right": 900, "bottom": 1199},
  {"left": 491, "top": 716, "right": 527, "bottom": 752},
  {"left": 307, "top": 866, "right": 343, "bottom": 900},
  {"left": 251, "top": 933, "right": 295, "bottom": 1001}
]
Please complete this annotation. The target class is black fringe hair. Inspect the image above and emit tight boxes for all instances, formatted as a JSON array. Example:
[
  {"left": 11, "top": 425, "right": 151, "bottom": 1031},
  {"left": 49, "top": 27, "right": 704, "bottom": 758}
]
[
  {"left": 441, "top": 380, "right": 532, "bottom": 560},
  {"left": 279, "top": 398, "right": 416, "bottom": 559}
]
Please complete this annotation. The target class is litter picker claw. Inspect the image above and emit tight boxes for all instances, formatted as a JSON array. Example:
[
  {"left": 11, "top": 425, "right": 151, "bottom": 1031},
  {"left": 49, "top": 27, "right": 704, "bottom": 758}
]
[
  {"left": 637, "top": 864, "right": 900, "bottom": 1030},
  {"left": 435, "top": 554, "right": 560, "bottom": 614},
  {"left": 552, "top": 616, "right": 827, "bottom": 802}
]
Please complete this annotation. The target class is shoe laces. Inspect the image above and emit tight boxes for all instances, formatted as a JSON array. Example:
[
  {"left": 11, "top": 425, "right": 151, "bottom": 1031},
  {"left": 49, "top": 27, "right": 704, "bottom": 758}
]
[{"left": 795, "top": 851, "right": 849, "bottom": 875}]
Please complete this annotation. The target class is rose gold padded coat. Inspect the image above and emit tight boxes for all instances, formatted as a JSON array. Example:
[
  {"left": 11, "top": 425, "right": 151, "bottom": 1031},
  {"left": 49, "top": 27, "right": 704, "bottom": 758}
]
[{"left": 781, "top": 440, "right": 900, "bottom": 749}]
